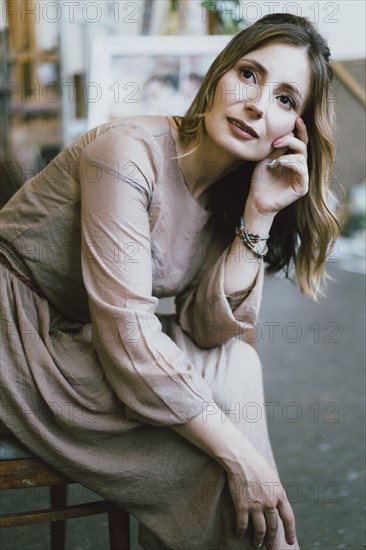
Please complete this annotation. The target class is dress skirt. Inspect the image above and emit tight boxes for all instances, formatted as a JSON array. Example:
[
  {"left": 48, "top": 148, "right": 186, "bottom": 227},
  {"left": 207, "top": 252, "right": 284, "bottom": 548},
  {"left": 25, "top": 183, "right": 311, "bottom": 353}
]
[{"left": 0, "top": 260, "right": 299, "bottom": 550}]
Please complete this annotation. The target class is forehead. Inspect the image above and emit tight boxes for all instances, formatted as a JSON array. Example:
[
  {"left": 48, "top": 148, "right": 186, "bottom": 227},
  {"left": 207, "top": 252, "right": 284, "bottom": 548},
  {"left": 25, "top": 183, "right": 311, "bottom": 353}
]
[{"left": 237, "top": 42, "right": 313, "bottom": 105}]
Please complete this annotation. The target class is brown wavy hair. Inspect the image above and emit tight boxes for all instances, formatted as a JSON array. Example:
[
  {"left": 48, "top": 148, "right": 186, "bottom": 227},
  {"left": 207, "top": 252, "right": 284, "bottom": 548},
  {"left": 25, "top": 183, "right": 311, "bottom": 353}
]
[{"left": 172, "top": 13, "right": 340, "bottom": 300}]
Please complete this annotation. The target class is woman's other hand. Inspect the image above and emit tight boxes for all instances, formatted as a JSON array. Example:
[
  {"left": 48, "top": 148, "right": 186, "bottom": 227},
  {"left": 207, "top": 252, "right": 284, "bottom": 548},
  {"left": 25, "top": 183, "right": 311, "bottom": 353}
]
[
  {"left": 172, "top": 410, "right": 297, "bottom": 549},
  {"left": 248, "top": 117, "right": 309, "bottom": 216},
  {"left": 226, "top": 445, "right": 297, "bottom": 549}
]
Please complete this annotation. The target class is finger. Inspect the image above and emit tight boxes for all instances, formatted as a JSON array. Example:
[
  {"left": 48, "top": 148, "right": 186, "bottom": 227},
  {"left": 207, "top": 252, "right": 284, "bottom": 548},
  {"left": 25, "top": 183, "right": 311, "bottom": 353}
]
[
  {"left": 236, "top": 506, "right": 249, "bottom": 539},
  {"left": 261, "top": 145, "right": 289, "bottom": 166},
  {"left": 272, "top": 135, "right": 307, "bottom": 157},
  {"left": 251, "top": 512, "right": 266, "bottom": 548},
  {"left": 266, "top": 156, "right": 308, "bottom": 195},
  {"left": 262, "top": 144, "right": 292, "bottom": 168},
  {"left": 277, "top": 499, "right": 297, "bottom": 546},
  {"left": 265, "top": 155, "right": 307, "bottom": 176},
  {"left": 294, "top": 116, "right": 309, "bottom": 145},
  {"left": 264, "top": 508, "right": 278, "bottom": 550}
]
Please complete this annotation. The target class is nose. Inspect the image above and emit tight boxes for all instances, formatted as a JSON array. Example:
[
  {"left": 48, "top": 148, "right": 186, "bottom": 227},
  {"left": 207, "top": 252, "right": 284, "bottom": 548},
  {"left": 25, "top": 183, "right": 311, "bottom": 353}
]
[
  {"left": 243, "top": 88, "right": 266, "bottom": 119},
  {"left": 244, "top": 100, "right": 264, "bottom": 119}
]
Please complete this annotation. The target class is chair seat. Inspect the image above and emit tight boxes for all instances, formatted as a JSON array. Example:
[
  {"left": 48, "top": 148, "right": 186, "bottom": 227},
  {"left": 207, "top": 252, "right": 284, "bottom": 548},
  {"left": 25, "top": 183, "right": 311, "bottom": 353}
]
[
  {"left": 0, "top": 424, "right": 131, "bottom": 549},
  {"left": 0, "top": 436, "right": 36, "bottom": 461},
  {"left": 0, "top": 421, "right": 36, "bottom": 460}
]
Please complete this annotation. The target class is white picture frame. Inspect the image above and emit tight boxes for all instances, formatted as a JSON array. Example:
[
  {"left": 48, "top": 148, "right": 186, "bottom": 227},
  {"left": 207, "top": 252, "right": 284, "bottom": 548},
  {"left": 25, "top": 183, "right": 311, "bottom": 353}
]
[{"left": 87, "top": 35, "right": 233, "bottom": 130}]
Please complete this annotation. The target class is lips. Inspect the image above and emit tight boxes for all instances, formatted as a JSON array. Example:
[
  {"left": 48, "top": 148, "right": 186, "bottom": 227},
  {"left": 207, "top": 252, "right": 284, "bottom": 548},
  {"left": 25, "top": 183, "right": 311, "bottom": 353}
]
[{"left": 227, "top": 117, "right": 259, "bottom": 138}]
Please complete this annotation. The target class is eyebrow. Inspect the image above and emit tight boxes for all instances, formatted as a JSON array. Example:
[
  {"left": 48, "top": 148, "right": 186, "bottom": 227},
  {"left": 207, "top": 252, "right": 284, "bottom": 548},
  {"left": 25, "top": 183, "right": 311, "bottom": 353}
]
[{"left": 238, "top": 58, "right": 304, "bottom": 104}]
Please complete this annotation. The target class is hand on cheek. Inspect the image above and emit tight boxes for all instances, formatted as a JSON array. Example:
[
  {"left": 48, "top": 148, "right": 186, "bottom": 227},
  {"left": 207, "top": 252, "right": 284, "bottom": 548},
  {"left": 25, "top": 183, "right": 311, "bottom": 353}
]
[{"left": 266, "top": 120, "right": 307, "bottom": 167}]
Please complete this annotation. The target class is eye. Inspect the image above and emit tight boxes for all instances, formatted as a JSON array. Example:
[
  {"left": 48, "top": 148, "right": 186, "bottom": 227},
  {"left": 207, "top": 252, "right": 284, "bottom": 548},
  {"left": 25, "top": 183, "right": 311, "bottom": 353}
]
[
  {"left": 277, "top": 94, "right": 297, "bottom": 110},
  {"left": 239, "top": 67, "right": 256, "bottom": 83}
]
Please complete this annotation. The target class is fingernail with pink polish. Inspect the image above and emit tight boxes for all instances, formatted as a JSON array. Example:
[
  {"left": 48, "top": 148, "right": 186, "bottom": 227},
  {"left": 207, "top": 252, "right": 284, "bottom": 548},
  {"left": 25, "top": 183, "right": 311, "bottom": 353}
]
[
  {"left": 298, "top": 117, "right": 304, "bottom": 124},
  {"left": 289, "top": 537, "right": 296, "bottom": 545},
  {"left": 273, "top": 138, "right": 282, "bottom": 145}
]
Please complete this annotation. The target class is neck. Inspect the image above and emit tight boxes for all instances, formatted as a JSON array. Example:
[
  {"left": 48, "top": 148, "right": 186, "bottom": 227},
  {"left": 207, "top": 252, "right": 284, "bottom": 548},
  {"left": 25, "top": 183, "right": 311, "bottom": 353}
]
[{"left": 170, "top": 117, "right": 244, "bottom": 201}]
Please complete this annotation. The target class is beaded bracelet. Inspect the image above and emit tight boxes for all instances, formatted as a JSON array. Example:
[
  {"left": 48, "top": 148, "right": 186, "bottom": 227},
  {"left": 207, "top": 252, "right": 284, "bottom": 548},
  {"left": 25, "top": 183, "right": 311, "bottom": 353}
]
[{"left": 235, "top": 216, "right": 270, "bottom": 258}]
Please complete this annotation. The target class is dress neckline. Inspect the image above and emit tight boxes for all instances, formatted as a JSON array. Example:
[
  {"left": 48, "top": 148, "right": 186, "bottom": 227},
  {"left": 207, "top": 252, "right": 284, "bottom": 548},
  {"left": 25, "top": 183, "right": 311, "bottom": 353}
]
[{"left": 165, "top": 116, "right": 211, "bottom": 217}]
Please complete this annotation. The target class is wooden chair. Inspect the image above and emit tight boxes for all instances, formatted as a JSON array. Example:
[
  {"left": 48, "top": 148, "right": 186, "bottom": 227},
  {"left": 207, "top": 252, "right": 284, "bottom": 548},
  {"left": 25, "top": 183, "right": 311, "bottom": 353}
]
[{"left": 0, "top": 432, "right": 131, "bottom": 550}]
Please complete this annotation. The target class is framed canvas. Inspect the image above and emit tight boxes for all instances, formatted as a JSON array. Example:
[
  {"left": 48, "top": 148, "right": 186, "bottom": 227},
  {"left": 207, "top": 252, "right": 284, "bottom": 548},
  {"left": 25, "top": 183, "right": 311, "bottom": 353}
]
[{"left": 87, "top": 35, "right": 232, "bottom": 129}]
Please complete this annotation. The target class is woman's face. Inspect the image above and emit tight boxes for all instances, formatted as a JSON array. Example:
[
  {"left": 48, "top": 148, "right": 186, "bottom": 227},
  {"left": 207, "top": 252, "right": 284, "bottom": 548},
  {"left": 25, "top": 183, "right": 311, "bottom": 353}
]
[{"left": 204, "top": 42, "right": 312, "bottom": 162}]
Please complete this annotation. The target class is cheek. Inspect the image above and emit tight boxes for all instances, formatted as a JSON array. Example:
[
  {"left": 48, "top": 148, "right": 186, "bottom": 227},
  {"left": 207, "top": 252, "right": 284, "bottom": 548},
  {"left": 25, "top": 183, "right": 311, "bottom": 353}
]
[
  {"left": 212, "top": 81, "right": 225, "bottom": 107},
  {"left": 215, "top": 76, "right": 242, "bottom": 105},
  {"left": 266, "top": 111, "right": 296, "bottom": 140},
  {"left": 208, "top": 91, "right": 224, "bottom": 116}
]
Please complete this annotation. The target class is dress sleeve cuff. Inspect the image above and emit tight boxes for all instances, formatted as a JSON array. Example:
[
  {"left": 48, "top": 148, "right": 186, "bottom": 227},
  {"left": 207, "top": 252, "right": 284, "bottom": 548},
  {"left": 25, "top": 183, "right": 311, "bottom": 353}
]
[{"left": 224, "top": 259, "right": 264, "bottom": 319}]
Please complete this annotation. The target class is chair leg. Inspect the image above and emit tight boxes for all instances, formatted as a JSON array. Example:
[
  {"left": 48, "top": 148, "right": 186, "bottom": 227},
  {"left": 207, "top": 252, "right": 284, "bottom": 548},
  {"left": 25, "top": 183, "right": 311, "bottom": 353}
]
[
  {"left": 108, "top": 503, "right": 131, "bottom": 550},
  {"left": 50, "top": 485, "right": 67, "bottom": 550}
]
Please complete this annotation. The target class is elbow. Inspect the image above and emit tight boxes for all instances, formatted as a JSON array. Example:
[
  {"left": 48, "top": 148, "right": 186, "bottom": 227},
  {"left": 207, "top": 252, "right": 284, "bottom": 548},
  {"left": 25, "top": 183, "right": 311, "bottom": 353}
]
[{"left": 180, "top": 320, "right": 250, "bottom": 349}]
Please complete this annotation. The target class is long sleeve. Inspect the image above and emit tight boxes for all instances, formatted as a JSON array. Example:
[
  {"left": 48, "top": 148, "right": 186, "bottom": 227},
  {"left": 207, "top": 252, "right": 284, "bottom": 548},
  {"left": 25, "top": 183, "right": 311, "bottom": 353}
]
[
  {"left": 79, "top": 125, "right": 214, "bottom": 427},
  {"left": 174, "top": 232, "right": 265, "bottom": 349}
]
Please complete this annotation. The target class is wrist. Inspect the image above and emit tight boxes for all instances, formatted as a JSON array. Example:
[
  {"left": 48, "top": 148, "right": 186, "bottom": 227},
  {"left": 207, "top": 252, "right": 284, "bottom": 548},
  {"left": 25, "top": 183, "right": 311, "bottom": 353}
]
[{"left": 243, "top": 201, "right": 275, "bottom": 237}]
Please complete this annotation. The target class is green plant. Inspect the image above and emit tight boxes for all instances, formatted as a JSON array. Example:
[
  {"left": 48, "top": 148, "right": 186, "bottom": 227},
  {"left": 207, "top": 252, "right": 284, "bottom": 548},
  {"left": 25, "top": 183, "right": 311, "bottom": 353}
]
[{"left": 202, "top": 0, "right": 247, "bottom": 34}]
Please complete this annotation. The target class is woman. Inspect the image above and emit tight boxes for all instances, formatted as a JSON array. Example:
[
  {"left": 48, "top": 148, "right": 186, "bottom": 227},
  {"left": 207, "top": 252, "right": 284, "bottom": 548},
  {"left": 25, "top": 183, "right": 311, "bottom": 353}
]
[{"left": 0, "top": 13, "right": 339, "bottom": 550}]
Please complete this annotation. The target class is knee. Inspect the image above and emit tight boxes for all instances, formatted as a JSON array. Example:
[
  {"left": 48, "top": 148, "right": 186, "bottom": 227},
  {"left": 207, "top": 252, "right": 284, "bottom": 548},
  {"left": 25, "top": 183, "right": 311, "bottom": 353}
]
[
  {"left": 229, "top": 339, "right": 262, "bottom": 375},
  {"left": 210, "top": 340, "right": 263, "bottom": 407}
]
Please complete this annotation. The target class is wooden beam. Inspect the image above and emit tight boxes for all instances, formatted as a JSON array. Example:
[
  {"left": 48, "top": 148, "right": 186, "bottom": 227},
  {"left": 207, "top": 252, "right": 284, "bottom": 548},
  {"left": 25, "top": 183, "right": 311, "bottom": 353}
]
[
  {"left": 332, "top": 61, "right": 366, "bottom": 108},
  {"left": 0, "top": 501, "right": 112, "bottom": 527},
  {"left": 0, "top": 458, "right": 72, "bottom": 490}
]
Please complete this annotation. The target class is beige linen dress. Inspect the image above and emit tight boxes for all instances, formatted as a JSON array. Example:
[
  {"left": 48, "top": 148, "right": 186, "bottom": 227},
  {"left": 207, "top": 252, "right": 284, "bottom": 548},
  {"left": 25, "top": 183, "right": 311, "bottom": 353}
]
[{"left": 0, "top": 115, "right": 298, "bottom": 549}]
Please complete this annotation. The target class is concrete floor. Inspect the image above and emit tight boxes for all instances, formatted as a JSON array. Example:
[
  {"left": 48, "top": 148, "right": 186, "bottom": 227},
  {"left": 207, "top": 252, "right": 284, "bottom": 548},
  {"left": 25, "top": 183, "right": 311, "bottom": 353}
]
[
  {"left": 0, "top": 265, "right": 364, "bottom": 550},
  {"left": 257, "top": 265, "right": 365, "bottom": 550}
]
